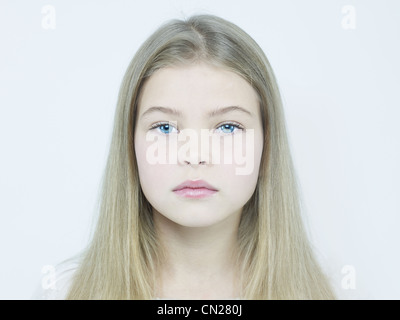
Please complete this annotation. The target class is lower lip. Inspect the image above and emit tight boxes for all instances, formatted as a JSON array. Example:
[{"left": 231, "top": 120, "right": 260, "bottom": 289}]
[{"left": 173, "top": 188, "right": 218, "bottom": 199}]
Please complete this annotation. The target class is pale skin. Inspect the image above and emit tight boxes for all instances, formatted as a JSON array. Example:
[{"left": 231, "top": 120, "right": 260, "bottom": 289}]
[{"left": 134, "top": 62, "right": 264, "bottom": 299}]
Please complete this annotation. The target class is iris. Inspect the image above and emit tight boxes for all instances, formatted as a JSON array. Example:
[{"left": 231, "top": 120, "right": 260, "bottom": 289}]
[
  {"left": 220, "top": 124, "right": 235, "bottom": 134},
  {"left": 159, "top": 124, "right": 173, "bottom": 134}
]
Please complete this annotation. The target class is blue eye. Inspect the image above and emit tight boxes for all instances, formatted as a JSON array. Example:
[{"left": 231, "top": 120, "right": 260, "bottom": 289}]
[
  {"left": 216, "top": 123, "right": 243, "bottom": 134},
  {"left": 150, "top": 122, "right": 178, "bottom": 134},
  {"left": 159, "top": 124, "right": 172, "bottom": 134}
]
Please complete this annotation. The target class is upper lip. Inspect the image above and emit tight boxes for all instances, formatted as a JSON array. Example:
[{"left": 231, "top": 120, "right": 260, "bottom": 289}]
[{"left": 173, "top": 180, "right": 218, "bottom": 191}]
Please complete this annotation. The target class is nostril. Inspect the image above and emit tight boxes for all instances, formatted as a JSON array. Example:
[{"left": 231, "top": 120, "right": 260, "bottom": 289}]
[{"left": 184, "top": 160, "right": 207, "bottom": 165}]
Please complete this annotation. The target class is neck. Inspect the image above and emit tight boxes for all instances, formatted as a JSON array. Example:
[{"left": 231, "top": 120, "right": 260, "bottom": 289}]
[{"left": 153, "top": 209, "right": 242, "bottom": 299}]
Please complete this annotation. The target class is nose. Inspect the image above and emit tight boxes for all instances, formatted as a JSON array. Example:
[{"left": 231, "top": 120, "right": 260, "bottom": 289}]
[
  {"left": 178, "top": 141, "right": 210, "bottom": 167},
  {"left": 181, "top": 147, "right": 209, "bottom": 166},
  {"left": 176, "top": 128, "right": 211, "bottom": 166},
  {"left": 184, "top": 159, "right": 207, "bottom": 166}
]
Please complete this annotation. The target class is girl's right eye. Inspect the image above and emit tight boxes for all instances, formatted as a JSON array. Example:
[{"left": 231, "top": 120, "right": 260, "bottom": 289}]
[{"left": 149, "top": 122, "right": 178, "bottom": 134}]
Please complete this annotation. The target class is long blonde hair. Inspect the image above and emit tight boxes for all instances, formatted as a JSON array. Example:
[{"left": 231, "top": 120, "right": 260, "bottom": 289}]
[{"left": 66, "top": 14, "right": 336, "bottom": 299}]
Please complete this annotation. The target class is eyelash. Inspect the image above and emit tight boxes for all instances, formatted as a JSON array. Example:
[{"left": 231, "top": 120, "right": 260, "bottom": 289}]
[{"left": 149, "top": 121, "right": 245, "bottom": 135}]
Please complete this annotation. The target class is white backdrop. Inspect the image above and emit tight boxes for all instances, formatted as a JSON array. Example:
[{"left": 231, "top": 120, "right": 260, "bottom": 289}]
[{"left": 1, "top": 0, "right": 399, "bottom": 299}]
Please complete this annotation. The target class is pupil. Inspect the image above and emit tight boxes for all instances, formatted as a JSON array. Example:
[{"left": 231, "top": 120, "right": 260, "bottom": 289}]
[{"left": 224, "top": 124, "right": 233, "bottom": 132}]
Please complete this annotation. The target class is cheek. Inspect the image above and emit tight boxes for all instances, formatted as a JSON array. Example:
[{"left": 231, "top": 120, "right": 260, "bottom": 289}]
[
  {"left": 134, "top": 138, "right": 171, "bottom": 192},
  {"left": 216, "top": 133, "right": 263, "bottom": 198},
  {"left": 220, "top": 156, "right": 261, "bottom": 200}
]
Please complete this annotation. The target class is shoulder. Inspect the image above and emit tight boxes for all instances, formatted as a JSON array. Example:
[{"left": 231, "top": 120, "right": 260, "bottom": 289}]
[{"left": 31, "top": 258, "right": 80, "bottom": 300}]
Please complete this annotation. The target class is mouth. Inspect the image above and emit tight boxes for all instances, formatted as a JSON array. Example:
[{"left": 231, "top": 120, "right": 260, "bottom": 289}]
[{"left": 173, "top": 180, "right": 218, "bottom": 199}]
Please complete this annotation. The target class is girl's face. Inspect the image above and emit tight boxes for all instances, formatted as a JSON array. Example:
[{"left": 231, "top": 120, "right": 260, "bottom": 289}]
[{"left": 134, "top": 62, "right": 263, "bottom": 228}]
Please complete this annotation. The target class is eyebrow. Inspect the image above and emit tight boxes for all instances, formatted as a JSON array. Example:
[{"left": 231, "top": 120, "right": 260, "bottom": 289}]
[{"left": 140, "top": 105, "right": 253, "bottom": 119}]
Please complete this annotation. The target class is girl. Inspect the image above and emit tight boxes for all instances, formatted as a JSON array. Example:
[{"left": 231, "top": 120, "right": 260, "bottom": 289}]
[{"left": 41, "top": 14, "right": 336, "bottom": 300}]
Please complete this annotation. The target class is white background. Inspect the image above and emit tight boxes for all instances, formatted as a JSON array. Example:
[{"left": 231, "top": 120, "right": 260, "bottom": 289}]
[{"left": 1, "top": 0, "right": 399, "bottom": 299}]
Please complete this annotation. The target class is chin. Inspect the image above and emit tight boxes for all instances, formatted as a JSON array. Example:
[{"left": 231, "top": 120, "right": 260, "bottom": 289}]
[
  {"left": 152, "top": 206, "right": 237, "bottom": 228},
  {"left": 169, "top": 212, "right": 233, "bottom": 228},
  {"left": 175, "top": 219, "right": 222, "bottom": 228}
]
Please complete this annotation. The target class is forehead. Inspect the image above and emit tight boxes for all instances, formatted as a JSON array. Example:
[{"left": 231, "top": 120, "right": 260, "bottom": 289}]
[{"left": 137, "top": 62, "right": 260, "bottom": 118}]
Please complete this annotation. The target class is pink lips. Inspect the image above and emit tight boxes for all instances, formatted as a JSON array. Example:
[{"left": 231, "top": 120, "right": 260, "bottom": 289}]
[{"left": 173, "top": 180, "right": 218, "bottom": 199}]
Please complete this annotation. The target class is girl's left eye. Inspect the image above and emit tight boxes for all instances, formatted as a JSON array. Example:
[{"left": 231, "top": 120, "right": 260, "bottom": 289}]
[{"left": 216, "top": 123, "right": 244, "bottom": 134}]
